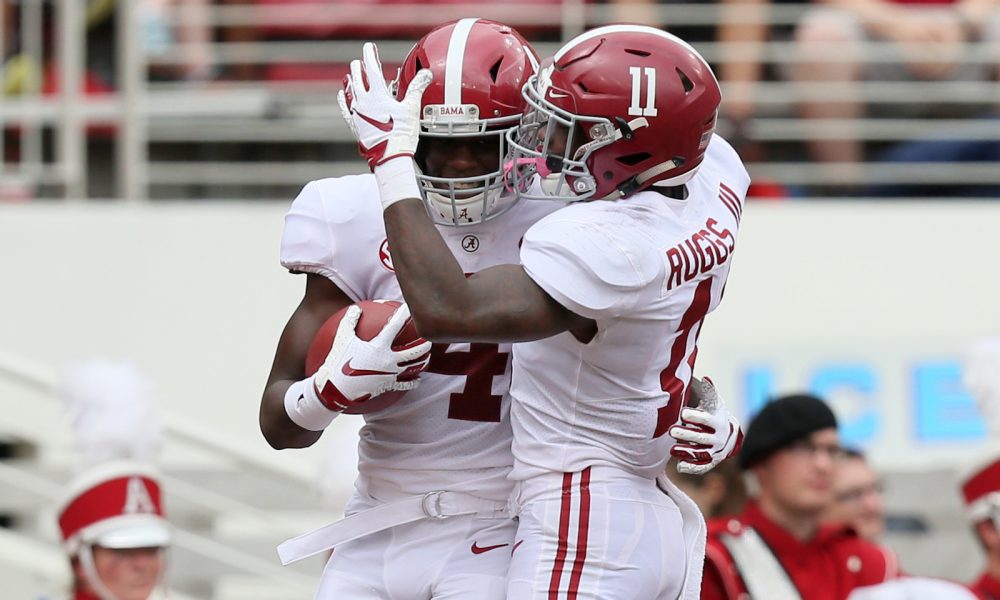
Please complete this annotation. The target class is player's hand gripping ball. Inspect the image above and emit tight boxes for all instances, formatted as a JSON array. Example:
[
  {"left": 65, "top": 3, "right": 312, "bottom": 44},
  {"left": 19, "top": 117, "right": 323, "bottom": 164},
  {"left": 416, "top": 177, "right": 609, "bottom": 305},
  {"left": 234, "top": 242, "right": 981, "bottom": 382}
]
[{"left": 306, "top": 300, "right": 430, "bottom": 414}]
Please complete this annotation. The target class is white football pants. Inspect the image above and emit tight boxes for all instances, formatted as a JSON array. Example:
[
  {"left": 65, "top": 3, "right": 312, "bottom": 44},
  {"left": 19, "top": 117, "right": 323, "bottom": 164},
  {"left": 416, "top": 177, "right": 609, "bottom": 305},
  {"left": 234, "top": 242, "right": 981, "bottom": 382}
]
[
  {"left": 507, "top": 465, "right": 687, "bottom": 600},
  {"left": 314, "top": 497, "right": 516, "bottom": 600}
]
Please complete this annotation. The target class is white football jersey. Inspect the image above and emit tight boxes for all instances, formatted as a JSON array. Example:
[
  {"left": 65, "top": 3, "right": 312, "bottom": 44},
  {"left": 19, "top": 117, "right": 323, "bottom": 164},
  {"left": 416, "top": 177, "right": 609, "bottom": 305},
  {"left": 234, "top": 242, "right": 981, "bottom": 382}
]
[
  {"left": 281, "top": 174, "right": 561, "bottom": 502},
  {"left": 510, "top": 135, "right": 751, "bottom": 481}
]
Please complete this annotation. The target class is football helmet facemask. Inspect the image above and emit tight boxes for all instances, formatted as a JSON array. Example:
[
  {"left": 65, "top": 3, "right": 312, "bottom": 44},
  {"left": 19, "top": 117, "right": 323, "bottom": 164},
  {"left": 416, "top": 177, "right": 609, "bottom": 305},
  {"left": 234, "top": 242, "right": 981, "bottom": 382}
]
[
  {"left": 506, "top": 25, "right": 721, "bottom": 202},
  {"left": 396, "top": 18, "right": 538, "bottom": 225}
]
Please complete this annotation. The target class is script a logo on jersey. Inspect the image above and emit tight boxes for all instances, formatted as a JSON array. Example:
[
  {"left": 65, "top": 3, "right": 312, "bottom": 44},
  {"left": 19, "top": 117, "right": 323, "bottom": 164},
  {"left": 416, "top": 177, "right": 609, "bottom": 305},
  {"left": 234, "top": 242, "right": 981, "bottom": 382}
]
[
  {"left": 379, "top": 239, "right": 394, "bottom": 272},
  {"left": 461, "top": 235, "right": 480, "bottom": 253},
  {"left": 123, "top": 477, "right": 156, "bottom": 515}
]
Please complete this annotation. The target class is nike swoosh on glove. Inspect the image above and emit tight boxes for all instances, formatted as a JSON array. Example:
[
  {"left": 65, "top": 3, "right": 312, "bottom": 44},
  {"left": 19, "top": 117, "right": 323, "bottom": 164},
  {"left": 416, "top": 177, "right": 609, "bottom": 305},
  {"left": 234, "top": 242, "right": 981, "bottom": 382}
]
[
  {"left": 669, "top": 377, "right": 744, "bottom": 475},
  {"left": 312, "top": 303, "right": 432, "bottom": 412},
  {"left": 337, "top": 42, "right": 432, "bottom": 170}
]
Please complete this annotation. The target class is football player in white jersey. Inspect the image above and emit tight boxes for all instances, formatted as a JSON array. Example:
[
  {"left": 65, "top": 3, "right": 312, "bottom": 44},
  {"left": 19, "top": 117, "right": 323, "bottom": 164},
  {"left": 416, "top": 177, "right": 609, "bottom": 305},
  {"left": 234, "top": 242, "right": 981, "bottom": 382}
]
[
  {"left": 259, "top": 19, "right": 560, "bottom": 600},
  {"left": 341, "top": 25, "right": 749, "bottom": 599}
]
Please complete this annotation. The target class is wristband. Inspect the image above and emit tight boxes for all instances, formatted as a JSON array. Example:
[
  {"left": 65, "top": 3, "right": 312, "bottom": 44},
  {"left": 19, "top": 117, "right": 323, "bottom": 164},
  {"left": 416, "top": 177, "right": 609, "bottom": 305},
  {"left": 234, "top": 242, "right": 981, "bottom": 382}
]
[
  {"left": 374, "top": 156, "right": 422, "bottom": 210},
  {"left": 284, "top": 378, "right": 339, "bottom": 431}
]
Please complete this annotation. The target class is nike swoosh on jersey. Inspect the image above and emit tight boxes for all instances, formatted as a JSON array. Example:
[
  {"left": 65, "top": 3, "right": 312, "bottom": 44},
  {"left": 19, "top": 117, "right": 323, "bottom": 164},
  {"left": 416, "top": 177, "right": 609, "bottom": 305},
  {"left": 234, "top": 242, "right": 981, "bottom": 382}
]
[
  {"left": 357, "top": 111, "right": 394, "bottom": 132},
  {"left": 471, "top": 542, "right": 509, "bottom": 555},
  {"left": 341, "top": 359, "right": 394, "bottom": 377},
  {"left": 511, "top": 539, "right": 524, "bottom": 554}
]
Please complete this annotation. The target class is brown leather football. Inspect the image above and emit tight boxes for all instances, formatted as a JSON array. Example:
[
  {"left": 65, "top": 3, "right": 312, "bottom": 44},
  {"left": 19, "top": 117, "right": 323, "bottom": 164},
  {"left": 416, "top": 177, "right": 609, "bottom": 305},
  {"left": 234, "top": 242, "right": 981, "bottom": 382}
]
[{"left": 305, "top": 300, "right": 423, "bottom": 414}]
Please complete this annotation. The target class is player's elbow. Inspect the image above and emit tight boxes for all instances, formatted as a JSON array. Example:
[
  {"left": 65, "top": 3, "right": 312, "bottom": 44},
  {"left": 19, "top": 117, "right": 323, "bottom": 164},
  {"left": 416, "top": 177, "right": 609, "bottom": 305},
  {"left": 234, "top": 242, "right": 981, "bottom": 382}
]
[
  {"left": 408, "top": 311, "right": 453, "bottom": 342},
  {"left": 409, "top": 306, "right": 503, "bottom": 344},
  {"left": 259, "top": 416, "right": 292, "bottom": 450},
  {"left": 259, "top": 393, "right": 321, "bottom": 450},
  {"left": 405, "top": 298, "right": 466, "bottom": 342},
  {"left": 260, "top": 421, "right": 319, "bottom": 450}
]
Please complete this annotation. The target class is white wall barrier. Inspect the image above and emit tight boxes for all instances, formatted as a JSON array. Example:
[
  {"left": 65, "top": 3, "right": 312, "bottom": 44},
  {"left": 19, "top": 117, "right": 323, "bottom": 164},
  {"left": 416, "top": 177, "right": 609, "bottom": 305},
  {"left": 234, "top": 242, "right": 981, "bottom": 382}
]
[{"left": 1, "top": 200, "right": 998, "bottom": 477}]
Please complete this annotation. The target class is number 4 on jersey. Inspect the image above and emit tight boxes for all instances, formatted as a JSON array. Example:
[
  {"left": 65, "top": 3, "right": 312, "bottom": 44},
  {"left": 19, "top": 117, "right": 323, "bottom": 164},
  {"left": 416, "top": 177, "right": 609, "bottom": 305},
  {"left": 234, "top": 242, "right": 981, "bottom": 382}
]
[
  {"left": 426, "top": 343, "right": 508, "bottom": 422},
  {"left": 628, "top": 66, "right": 658, "bottom": 117}
]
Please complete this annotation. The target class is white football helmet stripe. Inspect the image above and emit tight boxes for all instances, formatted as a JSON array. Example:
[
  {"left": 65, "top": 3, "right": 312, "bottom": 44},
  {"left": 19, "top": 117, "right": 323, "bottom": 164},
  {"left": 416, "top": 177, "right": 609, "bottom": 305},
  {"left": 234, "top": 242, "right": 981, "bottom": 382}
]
[{"left": 444, "top": 17, "right": 479, "bottom": 105}]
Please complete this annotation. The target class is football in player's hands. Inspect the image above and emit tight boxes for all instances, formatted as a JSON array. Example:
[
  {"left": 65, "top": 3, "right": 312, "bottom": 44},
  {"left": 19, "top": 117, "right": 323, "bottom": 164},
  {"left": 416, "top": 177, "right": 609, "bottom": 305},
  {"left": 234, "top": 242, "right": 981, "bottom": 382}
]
[{"left": 306, "top": 300, "right": 425, "bottom": 414}]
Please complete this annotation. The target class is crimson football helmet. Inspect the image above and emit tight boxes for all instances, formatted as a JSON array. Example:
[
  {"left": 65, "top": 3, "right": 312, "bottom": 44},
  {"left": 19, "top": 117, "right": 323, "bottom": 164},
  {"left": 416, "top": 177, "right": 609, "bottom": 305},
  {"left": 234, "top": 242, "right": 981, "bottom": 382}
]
[
  {"left": 506, "top": 25, "right": 721, "bottom": 201},
  {"left": 396, "top": 18, "right": 538, "bottom": 225}
]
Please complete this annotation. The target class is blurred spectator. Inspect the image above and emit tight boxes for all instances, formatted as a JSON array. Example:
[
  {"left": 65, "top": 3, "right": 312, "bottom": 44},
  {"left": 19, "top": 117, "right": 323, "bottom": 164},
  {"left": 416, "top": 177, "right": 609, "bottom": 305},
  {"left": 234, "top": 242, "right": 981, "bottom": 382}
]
[
  {"left": 701, "top": 394, "right": 900, "bottom": 600},
  {"left": 217, "top": 0, "right": 257, "bottom": 80},
  {"left": 55, "top": 461, "right": 171, "bottom": 600},
  {"left": 864, "top": 113, "right": 1000, "bottom": 198},
  {"left": 3, "top": 0, "right": 212, "bottom": 92},
  {"left": 716, "top": 0, "right": 803, "bottom": 200},
  {"left": 823, "top": 448, "right": 887, "bottom": 540},
  {"left": 667, "top": 459, "right": 747, "bottom": 520},
  {"left": 791, "top": 0, "right": 1000, "bottom": 181},
  {"left": 231, "top": 0, "right": 568, "bottom": 83},
  {"left": 717, "top": 0, "right": 806, "bottom": 129},
  {"left": 48, "top": 359, "right": 173, "bottom": 600},
  {"left": 140, "top": 0, "right": 214, "bottom": 82},
  {"left": 609, "top": 0, "right": 661, "bottom": 27},
  {"left": 961, "top": 456, "right": 1000, "bottom": 599},
  {"left": 604, "top": 0, "right": 720, "bottom": 45}
]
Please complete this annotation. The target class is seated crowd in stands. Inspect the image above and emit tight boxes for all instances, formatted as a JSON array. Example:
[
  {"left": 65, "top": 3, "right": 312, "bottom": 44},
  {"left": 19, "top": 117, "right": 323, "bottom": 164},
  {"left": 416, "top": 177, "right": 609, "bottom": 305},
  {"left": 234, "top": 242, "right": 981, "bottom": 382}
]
[{"left": 2, "top": 0, "right": 998, "bottom": 199}]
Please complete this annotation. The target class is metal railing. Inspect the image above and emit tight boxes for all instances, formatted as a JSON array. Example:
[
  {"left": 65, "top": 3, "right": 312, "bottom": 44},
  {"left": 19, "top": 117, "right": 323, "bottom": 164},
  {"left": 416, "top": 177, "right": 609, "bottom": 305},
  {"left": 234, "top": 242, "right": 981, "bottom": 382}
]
[
  {"left": 2, "top": 1, "right": 997, "bottom": 200},
  {"left": 1, "top": 0, "right": 84, "bottom": 198},
  {"left": 0, "top": 349, "right": 319, "bottom": 596}
]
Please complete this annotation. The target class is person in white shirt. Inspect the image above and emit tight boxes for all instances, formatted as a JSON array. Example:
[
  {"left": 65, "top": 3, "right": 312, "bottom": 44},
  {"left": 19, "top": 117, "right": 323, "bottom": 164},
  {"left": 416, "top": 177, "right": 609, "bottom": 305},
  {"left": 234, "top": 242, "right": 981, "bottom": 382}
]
[{"left": 340, "top": 24, "right": 749, "bottom": 600}]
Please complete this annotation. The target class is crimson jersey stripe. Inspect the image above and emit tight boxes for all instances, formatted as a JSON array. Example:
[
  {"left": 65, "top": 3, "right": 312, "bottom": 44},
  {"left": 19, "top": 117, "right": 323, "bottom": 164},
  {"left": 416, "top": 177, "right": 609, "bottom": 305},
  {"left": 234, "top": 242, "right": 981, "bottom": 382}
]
[
  {"left": 720, "top": 182, "right": 741, "bottom": 214},
  {"left": 719, "top": 183, "right": 743, "bottom": 223},
  {"left": 718, "top": 191, "right": 739, "bottom": 223},
  {"left": 566, "top": 467, "right": 592, "bottom": 599},
  {"left": 718, "top": 193, "right": 739, "bottom": 223},
  {"left": 548, "top": 472, "right": 575, "bottom": 599}
]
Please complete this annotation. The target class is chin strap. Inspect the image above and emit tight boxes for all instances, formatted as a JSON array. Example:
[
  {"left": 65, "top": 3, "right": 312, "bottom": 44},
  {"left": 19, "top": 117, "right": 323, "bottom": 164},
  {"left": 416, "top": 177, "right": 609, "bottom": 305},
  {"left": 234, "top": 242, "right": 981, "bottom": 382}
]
[{"left": 78, "top": 545, "right": 120, "bottom": 600}]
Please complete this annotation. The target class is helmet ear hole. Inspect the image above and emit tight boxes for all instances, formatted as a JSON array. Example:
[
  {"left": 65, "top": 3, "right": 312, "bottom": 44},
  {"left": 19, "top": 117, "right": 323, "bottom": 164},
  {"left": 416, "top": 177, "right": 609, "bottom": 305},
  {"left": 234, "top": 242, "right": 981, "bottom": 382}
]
[
  {"left": 489, "top": 58, "right": 503, "bottom": 83},
  {"left": 676, "top": 68, "right": 694, "bottom": 94},
  {"left": 617, "top": 152, "right": 652, "bottom": 167}
]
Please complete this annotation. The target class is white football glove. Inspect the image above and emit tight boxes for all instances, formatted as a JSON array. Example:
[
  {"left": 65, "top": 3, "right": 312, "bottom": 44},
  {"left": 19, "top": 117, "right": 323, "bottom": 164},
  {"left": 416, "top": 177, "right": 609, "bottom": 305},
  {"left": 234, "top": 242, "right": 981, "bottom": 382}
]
[
  {"left": 311, "top": 303, "right": 431, "bottom": 412},
  {"left": 669, "top": 377, "right": 744, "bottom": 475},
  {"left": 338, "top": 42, "right": 432, "bottom": 171}
]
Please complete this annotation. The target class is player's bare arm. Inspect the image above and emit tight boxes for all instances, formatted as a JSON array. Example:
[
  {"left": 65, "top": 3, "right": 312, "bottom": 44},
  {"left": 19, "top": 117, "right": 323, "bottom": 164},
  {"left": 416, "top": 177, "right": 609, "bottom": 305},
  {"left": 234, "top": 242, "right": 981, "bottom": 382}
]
[
  {"left": 383, "top": 199, "right": 594, "bottom": 343},
  {"left": 260, "top": 273, "right": 352, "bottom": 449}
]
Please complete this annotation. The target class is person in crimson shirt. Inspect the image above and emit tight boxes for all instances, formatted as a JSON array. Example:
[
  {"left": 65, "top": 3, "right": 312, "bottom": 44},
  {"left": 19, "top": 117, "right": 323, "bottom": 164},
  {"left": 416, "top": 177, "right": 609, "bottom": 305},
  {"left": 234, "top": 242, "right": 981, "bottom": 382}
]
[
  {"left": 701, "top": 394, "right": 900, "bottom": 600},
  {"left": 962, "top": 457, "right": 1000, "bottom": 600}
]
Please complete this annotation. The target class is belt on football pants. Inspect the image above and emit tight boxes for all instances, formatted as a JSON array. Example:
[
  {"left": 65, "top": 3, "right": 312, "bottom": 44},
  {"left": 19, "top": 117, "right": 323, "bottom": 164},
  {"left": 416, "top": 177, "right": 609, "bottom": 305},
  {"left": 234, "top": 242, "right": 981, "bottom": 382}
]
[{"left": 277, "top": 490, "right": 510, "bottom": 565}]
